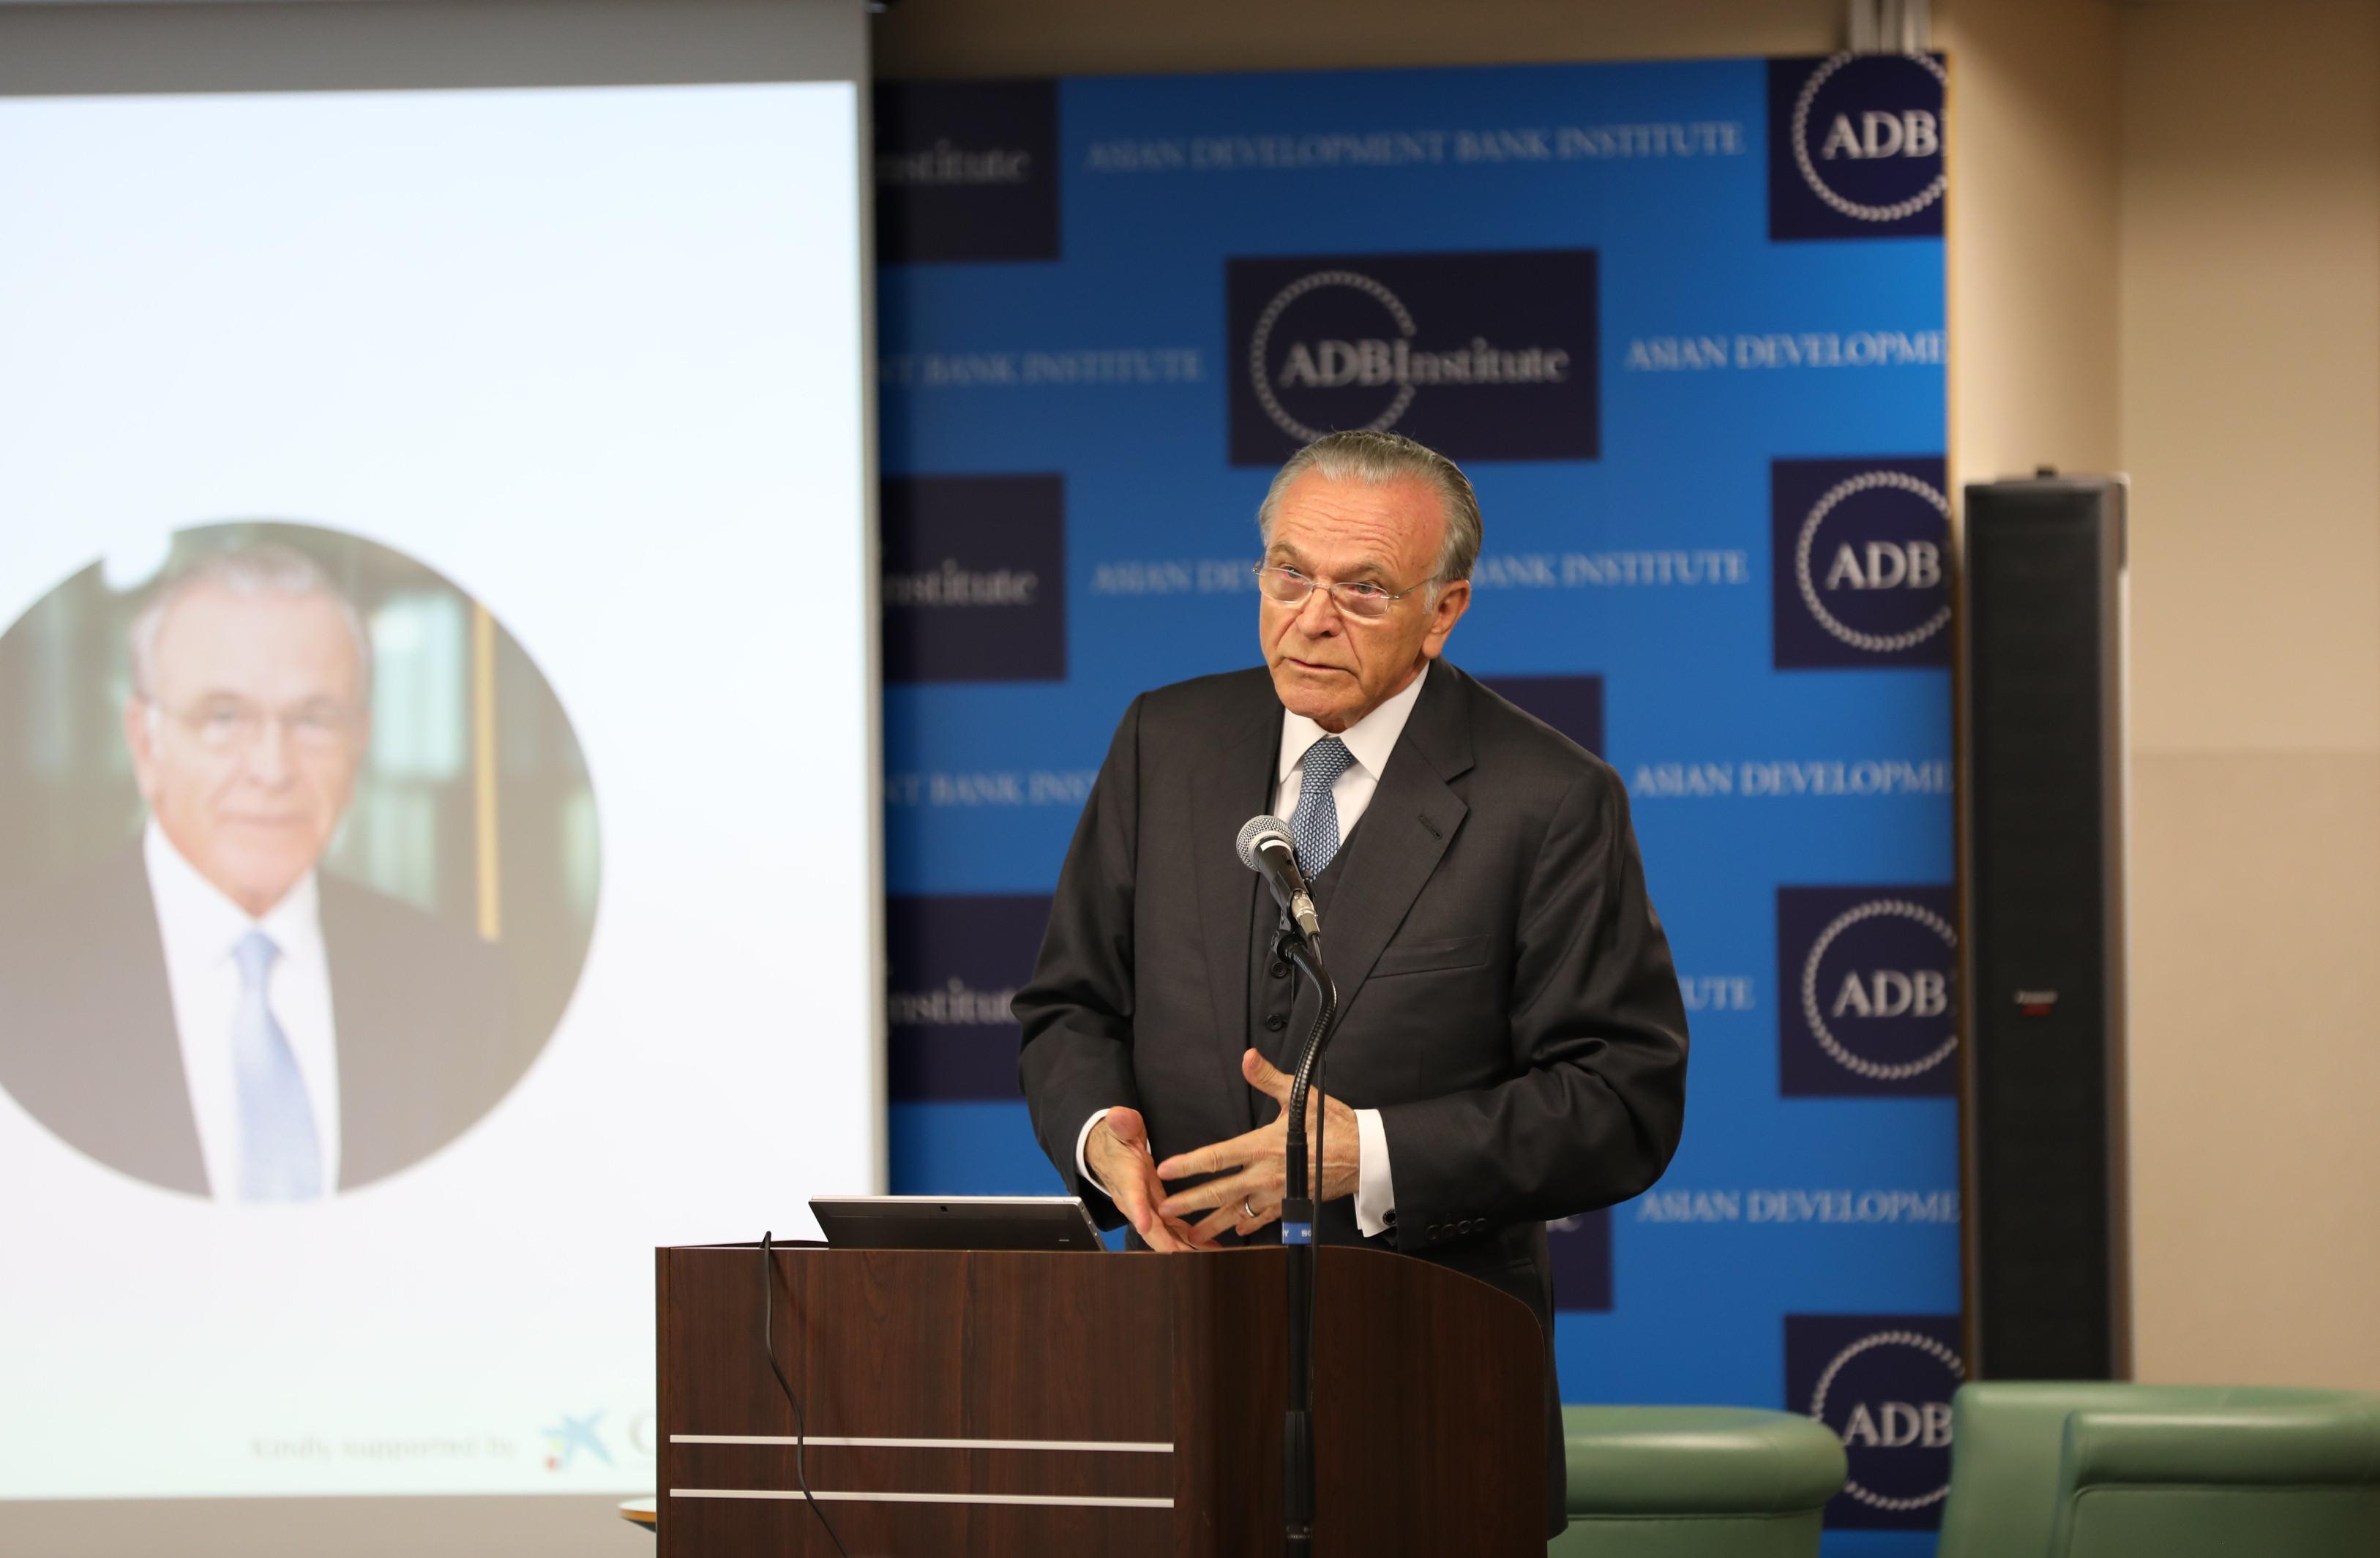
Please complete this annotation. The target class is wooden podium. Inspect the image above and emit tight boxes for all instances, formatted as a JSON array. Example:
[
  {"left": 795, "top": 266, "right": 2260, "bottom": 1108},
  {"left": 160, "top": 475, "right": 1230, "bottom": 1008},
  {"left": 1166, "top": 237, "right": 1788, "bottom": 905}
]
[{"left": 655, "top": 1241, "right": 1546, "bottom": 1555}]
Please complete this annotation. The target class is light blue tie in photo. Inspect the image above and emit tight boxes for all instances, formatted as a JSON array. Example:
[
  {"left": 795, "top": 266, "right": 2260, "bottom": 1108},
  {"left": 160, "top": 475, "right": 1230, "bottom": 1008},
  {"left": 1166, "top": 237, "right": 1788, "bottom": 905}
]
[
  {"left": 1291, "top": 735, "right": 1356, "bottom": 877},
  {"left": 232, "top": 929, "right": 323, "bottom": 1203}
]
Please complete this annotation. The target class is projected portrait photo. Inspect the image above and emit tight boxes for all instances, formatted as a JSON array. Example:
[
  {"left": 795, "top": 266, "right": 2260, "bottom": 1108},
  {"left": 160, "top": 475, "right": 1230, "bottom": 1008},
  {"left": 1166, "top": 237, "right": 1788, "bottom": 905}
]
[{"left": 0, "top": 523, "right": 599, "bottom": 1200}]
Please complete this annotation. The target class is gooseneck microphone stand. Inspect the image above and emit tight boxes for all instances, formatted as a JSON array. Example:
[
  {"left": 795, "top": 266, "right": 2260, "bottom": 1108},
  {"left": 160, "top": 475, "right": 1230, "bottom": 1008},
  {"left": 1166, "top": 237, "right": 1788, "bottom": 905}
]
[{"left": 1274, "top": 914, "right": 1343, "bottom": 1556}]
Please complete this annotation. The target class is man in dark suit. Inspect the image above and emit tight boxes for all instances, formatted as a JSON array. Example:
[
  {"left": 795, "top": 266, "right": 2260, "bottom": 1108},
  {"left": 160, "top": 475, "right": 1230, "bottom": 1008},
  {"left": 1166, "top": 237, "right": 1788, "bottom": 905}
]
[
  {"left": 1014, "top": 430, "right": 1690, "bottom": 1538},
  {"left": 0, "top": 544, "right": 509, "bottom": 1199}
]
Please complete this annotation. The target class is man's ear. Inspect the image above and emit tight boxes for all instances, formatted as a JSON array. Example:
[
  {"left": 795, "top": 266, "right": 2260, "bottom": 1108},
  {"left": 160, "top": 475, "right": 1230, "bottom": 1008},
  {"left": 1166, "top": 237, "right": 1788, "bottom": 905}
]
[
  {"left": 121, "top": 697, "right": 160, "bottom": 805},
  {"left": 1423, "top": 579, "right": 1472, "bottom": 656}
]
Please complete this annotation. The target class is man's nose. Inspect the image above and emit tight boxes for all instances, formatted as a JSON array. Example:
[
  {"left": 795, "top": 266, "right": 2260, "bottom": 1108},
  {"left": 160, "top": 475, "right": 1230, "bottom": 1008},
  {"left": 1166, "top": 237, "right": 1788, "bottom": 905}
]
[
  {"left": 1292, "top": 584, "right": 1344, "bottom": 634},
  {"left": 243, "top": 719, "right": 296, "bottom": 786}
]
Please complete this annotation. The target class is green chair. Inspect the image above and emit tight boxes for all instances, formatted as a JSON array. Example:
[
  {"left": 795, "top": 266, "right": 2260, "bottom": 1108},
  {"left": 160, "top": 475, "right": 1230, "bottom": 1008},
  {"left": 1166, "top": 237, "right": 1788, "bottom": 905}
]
[
  {"left": 1549, "top": 1405, "right": 1848, "bottom": 1557},
  {"left": 1936, "top": 1382, "right": 2380, "bottom": 1558}
]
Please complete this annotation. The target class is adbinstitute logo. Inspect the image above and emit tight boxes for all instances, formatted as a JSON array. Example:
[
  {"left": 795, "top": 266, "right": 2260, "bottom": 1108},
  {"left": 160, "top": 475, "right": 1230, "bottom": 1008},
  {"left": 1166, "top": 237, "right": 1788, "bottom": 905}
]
[
  {"left": 880, "top": 473, "right": 1066, "bottom": 684},
  {"left": 1480, "top": 675, "right": 1605, "bottom": 759},
  {"left": 1548, "top": 1209, "right": 1613, "bottom": 1313},
  {"left": 1772, "top": 455, "right": 1950, "bottom": 669},
  {"left": 886, "top": 894, "right": 1052, "bottom": 1101},
  {"left": 1785, "top": 1314, "right": 1964, "bottom": 1529},
  {"left": 1777, "top": 885, "right": 1956, "bottom": 1097},
  {"left": 1224, "top": 251, "right": 1599, "bottom": 465},
  {"left": 1767, "top": 53, "right": 1947, "bottom": 241},
  {"left": 874, "top": 80, "right": 1060, "bottom": 264}
]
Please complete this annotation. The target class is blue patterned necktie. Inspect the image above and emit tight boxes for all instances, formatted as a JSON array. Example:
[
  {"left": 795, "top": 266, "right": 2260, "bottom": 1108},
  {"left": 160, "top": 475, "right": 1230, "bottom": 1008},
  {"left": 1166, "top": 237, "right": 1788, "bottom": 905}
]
[
  {"left": 232, "top": 929, "right": 323, "bottom": 1202},
  {"left": 1291, "top": 735, "right": 1357, "bottom": 877}
]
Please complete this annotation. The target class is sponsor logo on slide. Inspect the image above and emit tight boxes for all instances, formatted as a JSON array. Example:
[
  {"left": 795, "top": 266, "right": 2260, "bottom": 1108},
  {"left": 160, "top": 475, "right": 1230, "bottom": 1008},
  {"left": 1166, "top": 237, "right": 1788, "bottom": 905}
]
[
  {"left": 1479, "top": 674, "right": 1605, "bottom": 758},
  {"left": 542, "top": 1411, "right": 611, "bottom": 1472},
  {"left": 1549, "top": 1209, "right": 1613, "bottom": 1311},
  {"left": 1225, "top": 250, "right": 1599, "bottom": 465},
  {"left": 1778, "top": 885, "right": 1956, "bottom": 1096},
  {"left": 886, "top": 894, "right": 1052, "bottom": 1101},
  {"left": 1785, "top": 1314, "right": 1963, "bottom": 1528},
  {"left": 1772, "top": 455, "right": 1950, "bottom": 668},
  {"left": 875, "top": 80, "right": 1060, "bottom": 263},
  {"left": 1767, "top": 53, "right": 1946, "bottom": 240},
  {"left": 881, "top": 473, "right": 1066, "bottom": 684}
]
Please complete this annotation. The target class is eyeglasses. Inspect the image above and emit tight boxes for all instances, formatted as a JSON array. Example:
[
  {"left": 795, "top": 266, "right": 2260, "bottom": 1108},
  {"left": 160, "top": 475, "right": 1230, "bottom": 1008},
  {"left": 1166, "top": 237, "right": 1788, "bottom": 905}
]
[
  {"left": 1252, "top": 563, "right": 1435, "bottom": 621},
  {"left": 148, "top": 697, "right": 362, "bottom": 753}
]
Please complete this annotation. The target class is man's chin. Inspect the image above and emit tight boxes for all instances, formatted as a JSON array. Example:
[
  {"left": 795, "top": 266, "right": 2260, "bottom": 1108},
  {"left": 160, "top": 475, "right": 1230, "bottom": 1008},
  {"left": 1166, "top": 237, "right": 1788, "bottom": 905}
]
[
  {"left": 202, "top": 853, "right": 315, "bottom": 917},
  {"left": 1266, "top": 664, "right": 1355, "bottom": 726}
]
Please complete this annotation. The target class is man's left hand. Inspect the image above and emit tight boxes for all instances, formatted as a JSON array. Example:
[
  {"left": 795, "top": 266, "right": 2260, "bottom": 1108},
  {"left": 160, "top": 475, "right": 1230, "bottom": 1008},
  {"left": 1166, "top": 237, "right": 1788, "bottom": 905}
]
[{"left": 1155, "top": 1049, "right": 1361, "bottom": 1243}]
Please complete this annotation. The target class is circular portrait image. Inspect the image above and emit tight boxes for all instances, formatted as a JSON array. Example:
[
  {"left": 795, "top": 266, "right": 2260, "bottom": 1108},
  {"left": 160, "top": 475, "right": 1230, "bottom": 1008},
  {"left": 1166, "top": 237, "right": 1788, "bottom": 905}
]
[{"left": 0, "top": 523, "right": 599, "bottom": 1200}]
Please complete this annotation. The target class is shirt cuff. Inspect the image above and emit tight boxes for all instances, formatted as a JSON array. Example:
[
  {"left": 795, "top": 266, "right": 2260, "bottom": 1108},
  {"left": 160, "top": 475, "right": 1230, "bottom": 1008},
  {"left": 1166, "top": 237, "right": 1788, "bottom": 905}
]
[
  {"left": 1352, "top": 1106, "right": 1396, "bottom": 1237},
  {"left": 1074, "top": 1107, "right": 1114, "bottom": 1198}
]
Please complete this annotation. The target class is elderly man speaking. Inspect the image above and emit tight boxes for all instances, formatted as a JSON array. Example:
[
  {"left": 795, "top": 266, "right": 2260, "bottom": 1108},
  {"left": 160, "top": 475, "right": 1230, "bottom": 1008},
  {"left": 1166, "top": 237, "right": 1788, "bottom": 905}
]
[
  {"left": 1014, "top": 430, "right": 1691, "bottom": 1538},
  {"left": 0, "top": 543, "right": 509, "bottom": 1201}
]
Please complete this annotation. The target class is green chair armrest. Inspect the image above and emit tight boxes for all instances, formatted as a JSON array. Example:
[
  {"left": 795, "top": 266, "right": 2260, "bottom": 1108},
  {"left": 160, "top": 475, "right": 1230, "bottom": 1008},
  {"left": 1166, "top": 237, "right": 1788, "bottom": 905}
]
[
  {"left": 2059, "top": 1398, "right": 2380, "bottom": 1488},
  {"left": 1564, "top": 1406, "right": 1848, "bottom": 1515}
]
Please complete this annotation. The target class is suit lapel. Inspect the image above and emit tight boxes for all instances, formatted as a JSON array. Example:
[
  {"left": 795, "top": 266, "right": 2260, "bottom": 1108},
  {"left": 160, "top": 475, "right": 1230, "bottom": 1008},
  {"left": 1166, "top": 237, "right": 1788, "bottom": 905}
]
[
  {"left": 1186, "top": 674, "right": 1281, "bottom": 1135},
  {"left": 1317, "top": 662, "right": 1475, "bottom": 1010}
]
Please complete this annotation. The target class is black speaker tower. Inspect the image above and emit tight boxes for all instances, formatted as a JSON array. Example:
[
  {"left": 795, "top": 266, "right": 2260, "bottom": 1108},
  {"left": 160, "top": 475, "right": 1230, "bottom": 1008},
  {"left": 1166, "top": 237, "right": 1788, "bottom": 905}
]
[{"left": 1958, "top": 472, "right": 2130, "bottom": 1380}]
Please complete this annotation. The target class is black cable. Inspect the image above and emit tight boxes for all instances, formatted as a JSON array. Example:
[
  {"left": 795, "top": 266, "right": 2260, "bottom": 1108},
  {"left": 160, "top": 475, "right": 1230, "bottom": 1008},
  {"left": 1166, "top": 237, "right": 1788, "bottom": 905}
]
[{"left": 760, "top": 1231, "right": 852, "bottom": 1558}]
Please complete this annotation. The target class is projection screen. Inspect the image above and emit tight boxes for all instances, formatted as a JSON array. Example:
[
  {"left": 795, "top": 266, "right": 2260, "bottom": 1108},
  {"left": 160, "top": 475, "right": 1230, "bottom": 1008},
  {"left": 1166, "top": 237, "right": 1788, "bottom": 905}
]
[{"left": 0, "top": 3, "right": 878, "bottom": 1552}]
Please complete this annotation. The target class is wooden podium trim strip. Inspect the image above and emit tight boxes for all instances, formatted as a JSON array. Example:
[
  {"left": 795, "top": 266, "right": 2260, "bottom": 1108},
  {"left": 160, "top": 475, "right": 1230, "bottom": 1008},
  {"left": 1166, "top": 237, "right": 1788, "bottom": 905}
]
[
  {"left": 671, "top": 1434, "right": 1173, "bottom": 1453},
  {"left": 670, "top": 1488, "right": 1174, "bottom": 1510}
]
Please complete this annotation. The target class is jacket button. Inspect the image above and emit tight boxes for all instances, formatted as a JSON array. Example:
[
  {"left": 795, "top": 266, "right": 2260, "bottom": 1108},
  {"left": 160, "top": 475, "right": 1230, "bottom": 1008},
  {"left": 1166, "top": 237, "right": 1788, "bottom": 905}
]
[
  {"left": 1270, "top": 962, "right": 1290, "bottom": 979},
  {"left": 1426, "top": 1224, "right": 1442, "bottom": 1240},
  {"left": 1263, "top": 1014, "right": 1287, "bottom": 1032}
]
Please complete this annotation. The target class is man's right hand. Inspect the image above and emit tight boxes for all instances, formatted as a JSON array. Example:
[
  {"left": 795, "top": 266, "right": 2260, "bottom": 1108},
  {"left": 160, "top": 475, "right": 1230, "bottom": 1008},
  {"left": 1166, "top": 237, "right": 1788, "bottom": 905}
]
[{"left": 1085, "top": 1106, "right": 1205, "bottom": 1253}]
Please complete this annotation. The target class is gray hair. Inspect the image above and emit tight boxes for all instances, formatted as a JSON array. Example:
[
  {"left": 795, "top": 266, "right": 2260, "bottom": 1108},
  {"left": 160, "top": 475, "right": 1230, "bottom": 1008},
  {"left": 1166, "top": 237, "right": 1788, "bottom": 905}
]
[
  {"left": 130, "top": 543, "right": 374, "bottom": 700},
  {"left": 1254, "top": 429, "right": 1484, "bottom": 588}
]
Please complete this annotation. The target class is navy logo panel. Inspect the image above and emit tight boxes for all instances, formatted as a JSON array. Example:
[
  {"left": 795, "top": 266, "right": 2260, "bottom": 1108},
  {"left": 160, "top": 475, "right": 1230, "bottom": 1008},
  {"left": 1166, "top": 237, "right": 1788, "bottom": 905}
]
[
  {"left": 1226, "top": 250, "right": 1599, "bottom": 467},
  {"left": 887, "top": 894, "right": 1053, "bottom": 1101},
  {"left": 1785, "top": 1314, "right": 1963, "bottom": 1529},
  {"left": 875, "top": 80, "right": 1060, "bottom": 264},
  {"left": 1481, "top": 674, "right": 1606, "bottom": 758},
  {"left": 1772, "top": 455, "right": 1950, "bottom": 668},
  {"left": 882, "top": 473, "right": 1066, "bottom": 684},
  {"left": 1549, "top": 1210, "right": 1613, "bottom": 1313},
  {"left": 1767, "top": 54, "right": 1946, "bottom": 241},
  {"left": 1778, "top": 885, "right": 1956, "bottom": 1096}
]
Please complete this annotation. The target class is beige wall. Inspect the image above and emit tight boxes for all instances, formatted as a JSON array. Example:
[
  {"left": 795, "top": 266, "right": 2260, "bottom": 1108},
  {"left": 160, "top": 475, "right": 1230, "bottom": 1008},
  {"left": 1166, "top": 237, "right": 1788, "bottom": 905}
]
[
  {"left": 2119, "top": 1, "right": 2380, "bottom": 1389},
  {"left": 879, "top": 0, "right": 2380, "bottom": 1390}
]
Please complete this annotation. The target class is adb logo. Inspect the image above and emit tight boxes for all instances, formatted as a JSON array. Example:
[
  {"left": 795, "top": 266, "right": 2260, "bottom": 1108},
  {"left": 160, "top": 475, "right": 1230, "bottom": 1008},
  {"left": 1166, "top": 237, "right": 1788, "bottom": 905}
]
[
  {"left": 881, "top": 473, "right": 1066, "bottom": 684},
  {"left": 1224, "top": 251, "right": 1599, "bottom": 466},
  {"left": 1767, "top": 53, "right": 1947, "bottom": 240},
  {"left": 874, "top": 80, "right": 1060, "bottom": 264},
  {"left": 1772, "top": 456, "right": 1950, "bottom": 669},
  {"left": 1778, "top": 885, "right": 1956, "bottom": 1096},
  {"left": 886, "top": 894, "right": 1052, "bottom": 1101},
  {"left": 1785, "top": 1314, "right": 1964, "bottom": 1529}
]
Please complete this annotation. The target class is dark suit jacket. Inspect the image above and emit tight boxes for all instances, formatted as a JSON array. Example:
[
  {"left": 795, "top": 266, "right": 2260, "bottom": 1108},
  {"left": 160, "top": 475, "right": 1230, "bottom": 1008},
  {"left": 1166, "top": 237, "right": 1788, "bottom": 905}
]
[
  {"left": 0, "top": 843, "right": 512, "bottom": 1196},
  {"left": 1014, "top": 660, "right": 1691, "bottom": 1533}
]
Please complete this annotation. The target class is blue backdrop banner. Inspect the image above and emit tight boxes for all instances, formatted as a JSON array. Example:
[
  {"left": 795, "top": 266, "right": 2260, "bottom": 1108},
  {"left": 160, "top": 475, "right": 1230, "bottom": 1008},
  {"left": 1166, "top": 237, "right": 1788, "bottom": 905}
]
[{"left": 876, "top": 53, "right": 1953, "bottom": 1554}]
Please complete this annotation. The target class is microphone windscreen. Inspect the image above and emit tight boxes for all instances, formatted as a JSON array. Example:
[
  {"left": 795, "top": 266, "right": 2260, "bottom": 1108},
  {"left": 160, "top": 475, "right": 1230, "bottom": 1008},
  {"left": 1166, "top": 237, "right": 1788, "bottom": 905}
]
[{"left": 1236, "top": 813, "right": 1295, "bottom": 870}]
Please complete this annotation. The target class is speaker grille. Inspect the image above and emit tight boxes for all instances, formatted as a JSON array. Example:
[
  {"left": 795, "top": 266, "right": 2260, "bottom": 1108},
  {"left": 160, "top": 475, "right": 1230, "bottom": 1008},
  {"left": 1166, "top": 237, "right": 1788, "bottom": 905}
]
[{"left": 1961, "top": 476, "right": 2128, "bottom": 1379}]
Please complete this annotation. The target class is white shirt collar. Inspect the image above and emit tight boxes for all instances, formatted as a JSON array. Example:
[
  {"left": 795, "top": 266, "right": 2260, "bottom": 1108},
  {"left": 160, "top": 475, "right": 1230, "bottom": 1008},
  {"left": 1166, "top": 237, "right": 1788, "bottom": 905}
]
[
  {"left": 143, "top": 817, "right": 323, "bottom": 967},
  {"left": 1277, "top": 659, "right": 1431, "bottom": 785}
]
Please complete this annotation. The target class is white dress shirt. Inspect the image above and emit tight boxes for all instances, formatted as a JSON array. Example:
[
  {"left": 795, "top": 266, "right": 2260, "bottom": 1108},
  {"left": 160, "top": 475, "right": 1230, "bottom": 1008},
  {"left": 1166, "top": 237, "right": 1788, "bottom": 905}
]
[
  {"left": 1077, "top": 662, "right": 1429, "bottom": 1238},
  {"left": 144, "top": 820, "right": 341, "bottom": 1199}
]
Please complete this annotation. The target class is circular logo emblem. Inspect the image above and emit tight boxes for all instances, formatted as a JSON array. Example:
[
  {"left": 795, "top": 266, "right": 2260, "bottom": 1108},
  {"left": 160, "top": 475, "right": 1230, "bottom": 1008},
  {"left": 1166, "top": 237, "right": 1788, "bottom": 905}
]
[
  {"left": 1795, "top": 470, "right": 1951, "bottom": 653},
  {"left": 1792, "top": 53, "right": 1949, "bottom": 222},
  {"left": 1809, "top": 1330, "right": 1964, "bottom": 1511},
  {"left": 1247, "top": 269, "right": 1419, "bottom": 443},
  {"left": 1801, "top": 899, "right": 1956, "bottom": 1081}
]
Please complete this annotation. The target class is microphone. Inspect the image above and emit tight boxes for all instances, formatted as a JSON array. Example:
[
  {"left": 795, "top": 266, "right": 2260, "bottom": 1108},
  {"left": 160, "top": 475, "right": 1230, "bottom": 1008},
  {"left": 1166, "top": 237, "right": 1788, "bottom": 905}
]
[{"left": 1236, "top": 814, "right": 1321, "bottom": 943}]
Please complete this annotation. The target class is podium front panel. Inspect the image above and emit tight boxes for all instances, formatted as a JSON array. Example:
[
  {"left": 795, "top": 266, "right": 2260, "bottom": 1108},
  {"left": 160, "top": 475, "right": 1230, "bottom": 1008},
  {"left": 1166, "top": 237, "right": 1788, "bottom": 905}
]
[{"left": 656, "top": 1243, "right": 1542, "bottom": 1555}]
